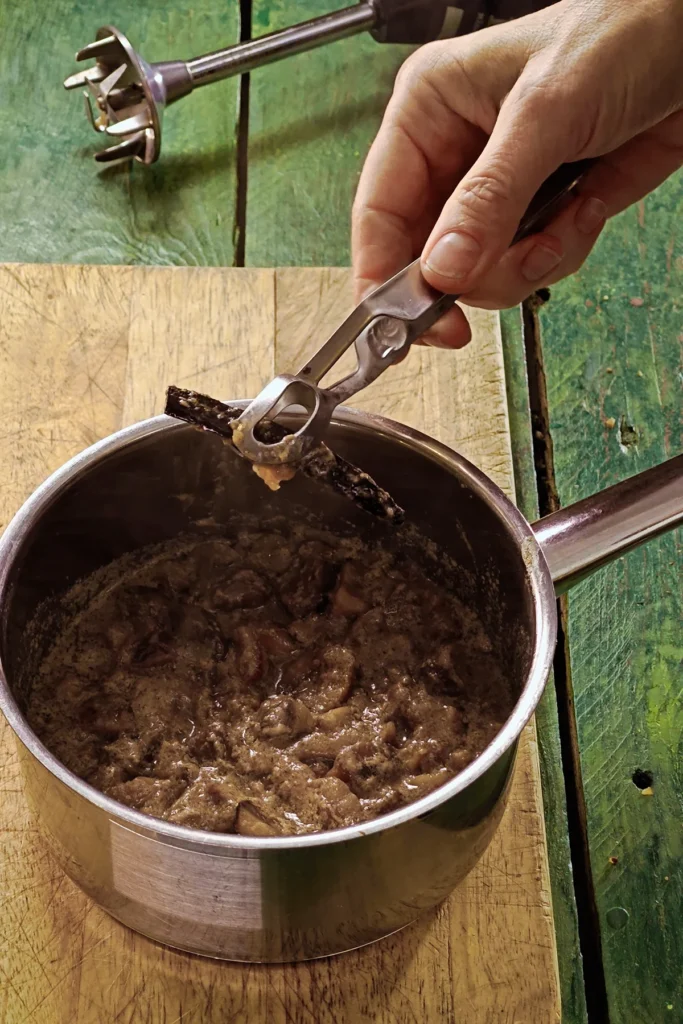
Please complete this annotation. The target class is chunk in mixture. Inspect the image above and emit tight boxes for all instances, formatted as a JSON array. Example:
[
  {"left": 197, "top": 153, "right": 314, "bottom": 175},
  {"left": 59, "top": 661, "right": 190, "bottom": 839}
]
[{"left": 27, "top": 519, "right": 514, "bottom": 835}]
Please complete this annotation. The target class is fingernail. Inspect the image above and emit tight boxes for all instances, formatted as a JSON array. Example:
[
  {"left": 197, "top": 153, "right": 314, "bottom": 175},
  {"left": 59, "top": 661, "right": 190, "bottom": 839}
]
[
  {"left": 424, "top": 231, "right": 481, "bottom": 284},
  {"left": 521, "top": 243, "right": 563, "bottom": 283},
  {"left": 575, "top": 196, "right": 607, "bottom": 235}
]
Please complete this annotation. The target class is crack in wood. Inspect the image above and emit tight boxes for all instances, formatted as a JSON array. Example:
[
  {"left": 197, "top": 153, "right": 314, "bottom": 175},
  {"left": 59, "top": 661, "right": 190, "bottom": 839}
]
[
  {"left": 523, "top": 292, "right": 610, "bottom": 1024},
  {"left": 233, "top": 0, "right": 253, "bottom": 268}
]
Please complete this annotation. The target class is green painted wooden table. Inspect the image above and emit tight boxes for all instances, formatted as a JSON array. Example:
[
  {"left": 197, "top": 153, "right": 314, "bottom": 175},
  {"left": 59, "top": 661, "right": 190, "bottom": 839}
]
[{"left": 0, "top": 2, "right": 680, "bottom": 1021}]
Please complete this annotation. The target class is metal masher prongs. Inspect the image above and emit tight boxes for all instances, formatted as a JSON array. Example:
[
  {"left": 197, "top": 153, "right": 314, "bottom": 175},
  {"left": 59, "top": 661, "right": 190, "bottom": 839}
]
[
  {"left": 63, "top": 26, "right": 191, "bottom": 164},
  {"left": 64, "top": 8, "right": 379, "bottom": 165},
  {"left": 64, "top": 28, "right": 156, "bottom": 163}
]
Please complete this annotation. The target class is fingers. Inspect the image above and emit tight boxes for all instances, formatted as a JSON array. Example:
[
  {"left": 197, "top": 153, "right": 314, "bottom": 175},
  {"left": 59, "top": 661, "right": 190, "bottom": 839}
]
[
  {"left": 572, "top": 110, "right": 683, "bottom": 216},
  {"left": 458, "top": 113, "right": 683, "bottom": 309},
  {"left": 352, "top": 124, "right": 429, "bottom": 302},
  {"left": 353, "top": 17, "right": 683, "bottom": 341},
  {"left": 420, "top": 0, "right": 683, "bottom": 303},
  {"left": 458, "top": 195, "right": 605, "bottom": 309},
  {"left": 416, "top": 306, "right": 472, "bottom": 349},
  {"left": 420, "top": 76, "right": 575, "bottom": 294},
  {"left": 353, "top": 199, "right": 416, "bottom": 304},
  {"left": 352, "top": 40, "right": 504, "bottom": 304}
]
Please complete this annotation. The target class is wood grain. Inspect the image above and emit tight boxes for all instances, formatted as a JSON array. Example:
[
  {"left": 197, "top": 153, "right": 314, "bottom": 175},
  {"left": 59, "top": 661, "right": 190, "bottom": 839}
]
[
  {"left": 0, "top": 1, "right": 241, "bottom": 267},
  {"left": 0, "top": 262, "right": 560, "bottom": 1023},
  {"left": 538, "top": 176, "right": 683, "bottom": 1024},
  {"left": 124, "top": 265, "right": 275, "bottom": 422},
  {"left": 0, "top": 262, "right": 131, "bottom": 1024},
  {"left": 0, "top": 263, "right": 130, "bottom": 518}
]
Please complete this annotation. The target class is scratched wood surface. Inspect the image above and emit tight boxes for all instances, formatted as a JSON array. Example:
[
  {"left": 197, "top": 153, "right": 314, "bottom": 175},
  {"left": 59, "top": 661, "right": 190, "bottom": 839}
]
[
  {"left": 0, "top": 1, "right": 241, "bottom": 266},
  {"left": 538, "top": 175, "right": 683, "bottom": 1024},
  {"left": 0, "top": 262, "right": 560, "bottom": 1023}
]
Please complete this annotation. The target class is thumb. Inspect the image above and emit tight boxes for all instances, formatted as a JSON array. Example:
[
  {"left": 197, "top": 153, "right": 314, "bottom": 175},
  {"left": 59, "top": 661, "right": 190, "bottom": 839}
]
[{"left": 421, "top": 86, "right": 571, "bottom": 293}]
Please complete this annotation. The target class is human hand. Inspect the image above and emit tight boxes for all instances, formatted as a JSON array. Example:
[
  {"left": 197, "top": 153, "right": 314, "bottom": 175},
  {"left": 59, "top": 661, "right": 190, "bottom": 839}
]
[{"left": 352, "top": 0, "right": 683, "bottom": 347}]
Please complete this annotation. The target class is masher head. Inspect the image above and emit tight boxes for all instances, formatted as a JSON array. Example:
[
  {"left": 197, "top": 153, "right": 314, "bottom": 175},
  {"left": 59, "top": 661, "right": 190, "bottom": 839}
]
[{"left": 64, "top": 26, "right": 191, "bottom": 165}]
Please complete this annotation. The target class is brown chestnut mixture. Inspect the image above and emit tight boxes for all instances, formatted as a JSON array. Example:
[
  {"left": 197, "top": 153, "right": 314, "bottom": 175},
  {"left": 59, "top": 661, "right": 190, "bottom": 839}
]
[{"left": 28, "top": 519, "right": 513, "bottom": 836}]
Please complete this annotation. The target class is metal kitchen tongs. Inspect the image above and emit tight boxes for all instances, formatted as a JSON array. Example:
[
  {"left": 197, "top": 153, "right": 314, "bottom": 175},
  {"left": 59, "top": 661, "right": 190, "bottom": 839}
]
[{"left": 232, "top": 160, "right": 595, "bottom": 466}]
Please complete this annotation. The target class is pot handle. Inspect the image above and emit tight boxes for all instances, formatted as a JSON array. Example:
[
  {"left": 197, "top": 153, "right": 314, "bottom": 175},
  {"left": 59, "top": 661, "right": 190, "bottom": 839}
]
[{"left": 531, "top": 454, "right": 683, "bottom": 593}]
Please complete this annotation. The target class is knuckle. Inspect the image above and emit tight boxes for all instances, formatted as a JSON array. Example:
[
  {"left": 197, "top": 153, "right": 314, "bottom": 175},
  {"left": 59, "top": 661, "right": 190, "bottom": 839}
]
[
  {"left": 512, "top": 65, "right": 597, "bottom": 153},
  {"left": 415, "top": 40, "right": 454, "bottom": 78},
  {"left": 351, "top": 189, "right": 372, "bottom": 228},
  {"left": 393, "top": 41, "right": 446, "bottom": 95},
  {"left": 350, "top": 195, "right": 386, "bottom": 228},
  {"left": 455, "top": 169, "right": 515, "bottom": 227},
  {"left": 394, "top": 50, "right": 425, "bottom": 93},
  {"left": 512, "top": 71, "right": 557, "bottom": 114}
]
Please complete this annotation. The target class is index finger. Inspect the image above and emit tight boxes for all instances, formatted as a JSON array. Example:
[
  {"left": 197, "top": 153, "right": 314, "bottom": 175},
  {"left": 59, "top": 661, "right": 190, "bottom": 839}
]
[
  {"left": 351, "top": 68, "right": 482, "bottom": 302},
  {"left": 351, "top": 120, "right": 429, "bottom": 301},
  {"left": 351, "top": 119, "right": 476, "bottom": 347}
]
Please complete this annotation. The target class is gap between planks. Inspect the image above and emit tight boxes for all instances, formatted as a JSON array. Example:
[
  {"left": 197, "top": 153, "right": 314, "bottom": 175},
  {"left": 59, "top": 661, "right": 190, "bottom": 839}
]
[{"left": 523, "top": 295, "right": 610, "bottom": 1024}]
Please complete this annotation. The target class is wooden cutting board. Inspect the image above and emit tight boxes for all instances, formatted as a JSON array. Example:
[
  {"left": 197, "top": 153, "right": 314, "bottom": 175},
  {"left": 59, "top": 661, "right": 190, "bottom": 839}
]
[{"left": 0, "top": 263, "right": 560, "bottom": 1024}]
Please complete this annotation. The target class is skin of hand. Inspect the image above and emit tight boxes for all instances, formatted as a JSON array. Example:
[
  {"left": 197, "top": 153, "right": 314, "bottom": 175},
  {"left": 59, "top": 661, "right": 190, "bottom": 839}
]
[{"left": 352, "top": 0, "right": 683, "bottom": 348}]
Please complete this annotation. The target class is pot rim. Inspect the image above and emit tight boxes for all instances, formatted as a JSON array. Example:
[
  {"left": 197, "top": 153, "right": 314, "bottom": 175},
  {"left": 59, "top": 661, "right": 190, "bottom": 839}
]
[{"left": 0, "top": 406, "right": 557, "bottom": 851}]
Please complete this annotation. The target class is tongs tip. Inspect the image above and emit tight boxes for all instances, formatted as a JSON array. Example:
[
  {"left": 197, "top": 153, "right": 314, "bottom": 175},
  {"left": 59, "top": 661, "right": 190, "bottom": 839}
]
[{"left": 231, "top": 375, "right": 328, "bottom": 466}]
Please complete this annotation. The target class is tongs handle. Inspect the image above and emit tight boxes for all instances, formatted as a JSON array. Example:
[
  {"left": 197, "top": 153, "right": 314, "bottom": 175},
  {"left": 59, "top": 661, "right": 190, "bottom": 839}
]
[{"left": 234, "top": 158, "right": 595, "bottom": 464}]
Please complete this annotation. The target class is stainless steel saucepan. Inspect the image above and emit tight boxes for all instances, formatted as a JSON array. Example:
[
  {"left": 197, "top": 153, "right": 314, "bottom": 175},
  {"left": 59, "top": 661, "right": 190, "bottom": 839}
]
[{"left": 0, "top": 408, "right": 680, "bottom": 962}]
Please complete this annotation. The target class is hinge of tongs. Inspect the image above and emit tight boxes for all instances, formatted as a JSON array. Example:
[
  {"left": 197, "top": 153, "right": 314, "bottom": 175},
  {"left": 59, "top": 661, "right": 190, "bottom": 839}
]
[
  {"left": 232, "top": 159, "right": 596, "bottom": 465},
  {"left": 231, "top": 261, "right": 456, "bottom": 464}
]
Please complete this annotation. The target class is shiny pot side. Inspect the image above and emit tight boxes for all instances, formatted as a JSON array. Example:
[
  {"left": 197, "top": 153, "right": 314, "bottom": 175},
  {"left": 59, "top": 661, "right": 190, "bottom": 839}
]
[
  {"left": 0, "top": 409, "right": 555, "bottom": 961},
  {"left": 16, "top": 730, "right": 515, "bottom": 961}
]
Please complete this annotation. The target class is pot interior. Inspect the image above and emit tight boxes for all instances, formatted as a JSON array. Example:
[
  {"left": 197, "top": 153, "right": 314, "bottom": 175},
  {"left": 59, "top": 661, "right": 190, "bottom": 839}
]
[{"left": 1, "top": 415, "right": 539, "bottom": 759}]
